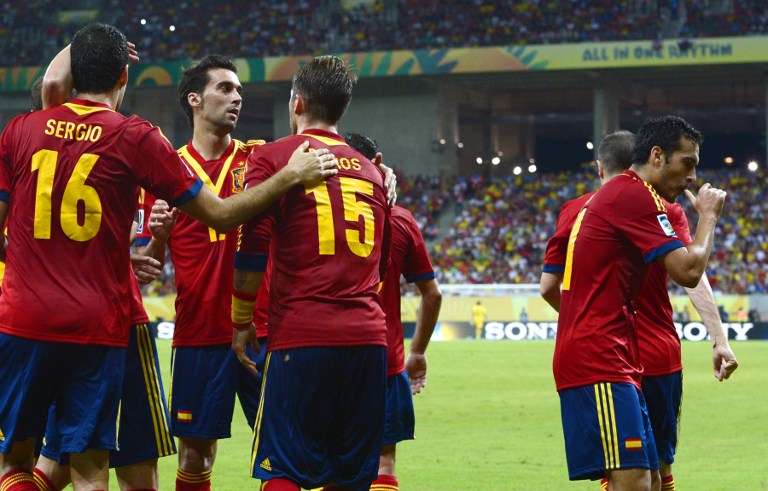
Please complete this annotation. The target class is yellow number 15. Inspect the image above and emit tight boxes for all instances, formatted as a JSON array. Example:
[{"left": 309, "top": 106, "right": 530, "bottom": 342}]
[
  {"left": 31, "top": 149, "right": 103, "bottom": 242},
  {"left": 305, "top": 177, "right": 375, "bottom": 257}
]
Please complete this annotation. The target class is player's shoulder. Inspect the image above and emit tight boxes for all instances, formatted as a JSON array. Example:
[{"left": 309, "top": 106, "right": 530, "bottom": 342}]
[
  {"left": 235, "top": 138, "right": 268, "bottom": 153},
  {"left": 391, "top": 205, "right": 415, "bottom": 222},
  {"left": 562, "top": 191, "right": 594, "bottom": 213},
  {"left": 599, "top": 172, "right": 665, "bottom": 212}
]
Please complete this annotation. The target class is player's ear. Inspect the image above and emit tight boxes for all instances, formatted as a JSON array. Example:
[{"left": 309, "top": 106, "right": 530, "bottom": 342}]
[
  {"left": 649, "top": 146, "right": 664, "bottom": 169},
  {"left": 188, "top": 92, "right": 201, "bottom": 108},
  {"left": 118, "top": 65, "right": 129, "bottom": 89},
  {"left": 292, "top": 93, "right": 304, "bottom": 116}
]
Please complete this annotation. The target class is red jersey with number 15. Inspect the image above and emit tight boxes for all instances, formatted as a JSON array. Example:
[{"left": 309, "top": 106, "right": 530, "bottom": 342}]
[
  {"left": 553, "top": 170, "right": 684, "bottom": 391},
  {"left": 138, "top": 138, "right": 263, "bottom": 346},
  {"left": 0, "top": 99, "right": 202, "bottom": 346},
  {"left": 237, "top": 128, "right": 389, "bottom": 351}
]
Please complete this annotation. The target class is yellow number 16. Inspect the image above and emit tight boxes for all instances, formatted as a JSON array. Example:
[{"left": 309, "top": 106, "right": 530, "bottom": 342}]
[{"left": 31, "top": 149, "right": 103, "bottom": 242}]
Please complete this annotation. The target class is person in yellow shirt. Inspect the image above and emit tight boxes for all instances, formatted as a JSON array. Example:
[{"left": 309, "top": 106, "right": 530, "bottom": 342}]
[{"left": 472, "top": 300, "right": 487, "bottom": 339}]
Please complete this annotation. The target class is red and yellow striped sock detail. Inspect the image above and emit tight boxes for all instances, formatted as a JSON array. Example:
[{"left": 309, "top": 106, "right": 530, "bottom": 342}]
[
  {"left": 175, "top": 469, "right": 211, "bottom": 491},
  {"left": 0, "top": 470, "right": 38, "bottom": 491},
  {"left": 599, "top": 477, "right": 609, "bottom": 491},
  {"left": 661, "top": 474, "right": 675, "bottom": 491},
  {"left": 371, "top": 474, "right": 399, "bottom": 491},
  {"left": 31, "top": 469, "right": 58, "bottom": 491}
]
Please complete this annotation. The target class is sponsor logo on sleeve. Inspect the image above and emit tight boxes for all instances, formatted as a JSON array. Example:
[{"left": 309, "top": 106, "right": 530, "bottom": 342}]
[{"left": 657, "top": 214, "right": 677, "bottom": 237}]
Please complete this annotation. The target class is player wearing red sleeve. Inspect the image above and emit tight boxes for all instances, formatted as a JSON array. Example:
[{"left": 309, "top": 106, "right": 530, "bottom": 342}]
[
  {"left": 232, "top": 56, "right": 390, "bottom": 491},
  {"left": 541, "top": 128, "right": 737, "bottom": 491},
  {"left": 551, "top": 117, "right": 727, "bottom": 491},
  {"left": 134, "top": 55, "right": 275, "bottom": 491},
  {"left": 343, "top": 132, "right": 442, "bottom": 491},
  {"left": 0, "top": 24, "right": 338, "bottom": 491}
]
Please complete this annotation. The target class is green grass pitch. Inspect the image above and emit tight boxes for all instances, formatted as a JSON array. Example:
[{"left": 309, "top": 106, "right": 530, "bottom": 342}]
[{"left": 105, "top": 339, "right": 767, "bottom": 490}]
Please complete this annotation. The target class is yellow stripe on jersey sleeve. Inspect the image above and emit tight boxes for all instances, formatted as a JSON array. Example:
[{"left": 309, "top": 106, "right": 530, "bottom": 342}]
[{"left": 298, "top": 133, "right": 349, "bottom": 147}]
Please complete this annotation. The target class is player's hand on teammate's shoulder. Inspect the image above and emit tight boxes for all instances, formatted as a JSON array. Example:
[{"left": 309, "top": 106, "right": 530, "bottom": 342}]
[
  {"left": 684, "top": 183, "right": 727, "bottom": 219},
  {"left": 131, "top": 253, "right": 162, "bottom": 284},
  {"left": 149, "top": 199, "right": 178, "bottom": 242},
  {"left": 376, "top": 155, "right": 398, "bottom": 206},
  {"left": 284, "top": 140, "right": 338, "bottom": 186}
]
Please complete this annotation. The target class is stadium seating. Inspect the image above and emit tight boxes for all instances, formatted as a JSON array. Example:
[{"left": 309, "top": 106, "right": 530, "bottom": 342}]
[
  {"left": 140, "top": 167, "right": 767, "bottom": 297},
  {"left": 2, "top": 1, "right": 767, "bottom": 66}
]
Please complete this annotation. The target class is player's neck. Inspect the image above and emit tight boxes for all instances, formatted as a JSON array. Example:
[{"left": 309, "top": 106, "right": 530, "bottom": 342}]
[
  {"left": 76, "top": 92, "right": 120, "bottom": 110},
  {"left": 191, "top": 130, "right": 232, "bottom": 161},
  {"left": 296, "top": 119, "right": 338, "bottom": 136}
]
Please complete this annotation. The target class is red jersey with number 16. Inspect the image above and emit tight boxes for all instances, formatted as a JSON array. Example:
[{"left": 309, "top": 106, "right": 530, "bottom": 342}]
[
  {"left": 0, "top": 99, "right": 201, "bottom": 346},
  {"left": 553, "top": 170, "right": 684, "bottom": 391},
  {"left": 237, "top": 129, "right": 389, "bottom": 351}
]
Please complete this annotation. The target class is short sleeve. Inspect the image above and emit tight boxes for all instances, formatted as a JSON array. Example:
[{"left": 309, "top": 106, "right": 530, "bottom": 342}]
[
  {"left": 616, "top": 185, "right": 684, "bottom": 263},
  {"left": 401, "top": 210, "right": 435, "bottom": 282},
  {"left": 132, "top": 125, "right": 202, "bottom": 207}
]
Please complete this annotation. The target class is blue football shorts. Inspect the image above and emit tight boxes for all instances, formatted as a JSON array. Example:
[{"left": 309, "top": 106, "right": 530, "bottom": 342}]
[
  {"left": 169, "top": 338, "right": 266, "bottom": 438},
  {"left": 382, "top": 371, "right": 415, "bottom": 446},
  {"left": 0, "top": 333, "right": 125, "bottom": 455},
  {"left": 251, "top": 345, "right": 387, "bottom": 491},
  {"left": 41, "top": 324, "right": 176, "bottom": 467},
  {"left": 641, "top": 371, "right": 683, "bottom": 465},
  {"left": 558, "top": 382, "right": 659, "bottom": 481}
]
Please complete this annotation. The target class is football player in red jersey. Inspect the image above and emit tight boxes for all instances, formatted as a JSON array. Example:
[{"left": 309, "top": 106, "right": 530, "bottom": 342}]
[
  {"left": 551, "top": 117, "right": 727, "bottom": 491},
  {"left": 231, "top": 56, "right": 391, "bottom": 491},
  {"left": 0, "top": 23, "right": 336, "bottom": 491}
]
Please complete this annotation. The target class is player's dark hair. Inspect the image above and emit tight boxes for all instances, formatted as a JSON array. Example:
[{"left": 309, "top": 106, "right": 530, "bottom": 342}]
[
  {"left": 344, "top": 132, "right": 379, "bottom": 160},
  {"left": 30, "top": 76, "right": 43, "bottom": 111},
  {"left": 632, "top": 115, "right": 703, "bottom": 166},
  {"left": 178, "top": 54, "right": 238, "bottom": 127},
  {"left": 70, "top": 23, "right": 129, "bottom": 95},
  {"left": 598, "top": 130, "right": 635, "bottom": 175},
  {"left": 292, "top": 56, "right": 357, "bottom": 125}
]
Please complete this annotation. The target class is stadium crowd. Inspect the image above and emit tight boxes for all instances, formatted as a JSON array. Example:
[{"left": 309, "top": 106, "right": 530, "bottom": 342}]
[
  {"left": 2, "top": 0, "right": 768, "bottom": 66},
  {"left": 142, "top": 167, "right": 768, "bottom": 297}
]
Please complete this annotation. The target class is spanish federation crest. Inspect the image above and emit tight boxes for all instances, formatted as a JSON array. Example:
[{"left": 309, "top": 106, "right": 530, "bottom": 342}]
[{"left": 231, "top": 167, "right": 245, "bottom": 193}]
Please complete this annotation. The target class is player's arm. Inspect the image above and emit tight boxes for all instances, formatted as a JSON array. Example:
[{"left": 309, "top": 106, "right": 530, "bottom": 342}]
[
  {"left": 231, "top": 267, "right": 264, "bottom": 378},
  {"left": 658, "top": 184, "right": 726, "bottom": 288},
  {"left": 129, "top": 218, "right": 162, "bottom": 285},
  {"left": 685, "top": 272, "right": 739, "bottom": 381},
  {"left": 178, "top": 142, "right": 338, "bottom": 233},
  {"left": 138, "top": 199, "right": 178, "bottom": 265},
  {"left": 540, "top": 271, "right": 563, "bottom": 312},
  {"left": 407, "top": 278, "right": 442, "bottom": 395}
]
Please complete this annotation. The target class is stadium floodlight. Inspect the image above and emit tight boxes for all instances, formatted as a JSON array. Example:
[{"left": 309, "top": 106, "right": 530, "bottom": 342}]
[
  {"left": 491, "top": 157, "right": 501, "bottom": 165},
  {"left": 497, "top": 150, "right": 504, "bottom": 157},
  {"left": 586, "top": 141, "right": 594, "bottom": 150},
  {"left": 457, "top": 142, "right": 464, "bottom": 148},
  {"left": 439, "top": 138, "right": 446, "bottom": 145},
  {"left": 170, "top": 25, "right": 176, "bottom": 31},
  {"left": 140, "top": 18, "right": 147, "bottom": 25},
  {"left": 724, "top": 156, "right": 734, "bottom": 165},
  {"left": 476, "top": 157, "right": 483, "bottom": 164},
  {"left": 513, "top": 166, "right": 522, "bottom": 175},
  {"left": 528, "top": 164, "right": 537, "bottom": 173},
  {"left": 748, "top": 161, "right": 759, "bottom": 172},
  {"left": 528, "top": 157, "right": 535, "bottom": 164}
]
